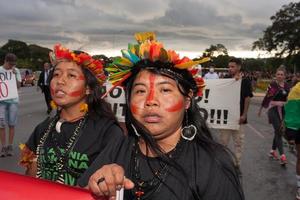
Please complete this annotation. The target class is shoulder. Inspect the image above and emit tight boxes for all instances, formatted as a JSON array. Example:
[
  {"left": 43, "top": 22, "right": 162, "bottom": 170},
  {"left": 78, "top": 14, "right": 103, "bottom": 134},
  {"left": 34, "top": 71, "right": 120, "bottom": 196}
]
[
  {"left": 86, "top": 116, "right": 124, "bottom": 138},
  {"left": 26, "top": 117, "right": 53, "bottom": 151}
]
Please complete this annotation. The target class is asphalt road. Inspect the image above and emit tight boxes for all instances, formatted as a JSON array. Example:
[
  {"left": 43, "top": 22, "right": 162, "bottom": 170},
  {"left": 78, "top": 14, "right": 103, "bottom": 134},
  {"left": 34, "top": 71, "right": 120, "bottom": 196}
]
[{"left": 0, "top": 86, "right": 297, "bottom": 199}]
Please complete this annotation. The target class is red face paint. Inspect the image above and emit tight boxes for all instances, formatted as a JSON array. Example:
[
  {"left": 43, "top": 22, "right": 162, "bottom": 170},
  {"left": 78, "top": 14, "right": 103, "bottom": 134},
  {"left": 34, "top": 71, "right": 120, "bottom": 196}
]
[
  {"left": 130, "top": 104, "right": 139, "bottom": 114},
  {"left": 165, "top": 100, "right": 184, "bottom": 112},
  {"left": 146, "top": 74, "right": 156, "bottom": 102},
  {"left": 68, "top": 90, "right": 84, "bottom": 97},
  {"left": 50, "top": 87, "right": 55, "bottom": 96},
  {"left": 78, "top": 75, "right": 85, "bottom": 81}
]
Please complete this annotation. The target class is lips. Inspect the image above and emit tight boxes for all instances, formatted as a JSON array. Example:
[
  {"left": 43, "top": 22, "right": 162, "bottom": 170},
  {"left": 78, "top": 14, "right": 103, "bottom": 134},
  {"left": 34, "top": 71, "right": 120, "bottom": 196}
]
[
  {"left": 143, "top": 113, "right": 162, "bottom": 123},
  {"left": 54, "top": 89, "right": 66, "bottom": 98}
]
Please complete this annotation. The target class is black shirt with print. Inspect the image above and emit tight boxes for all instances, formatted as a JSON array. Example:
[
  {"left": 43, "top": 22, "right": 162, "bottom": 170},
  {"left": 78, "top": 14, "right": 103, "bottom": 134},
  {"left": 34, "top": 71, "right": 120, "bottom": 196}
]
[{"left": 26, "top": 115, "right": 124, "bottom": 186}]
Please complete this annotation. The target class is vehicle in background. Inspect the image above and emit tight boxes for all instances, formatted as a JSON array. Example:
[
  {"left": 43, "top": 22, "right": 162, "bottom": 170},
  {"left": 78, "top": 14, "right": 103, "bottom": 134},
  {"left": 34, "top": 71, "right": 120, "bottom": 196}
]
[{"left": 19, "top": 68, "right": 36, "bottom": 87}]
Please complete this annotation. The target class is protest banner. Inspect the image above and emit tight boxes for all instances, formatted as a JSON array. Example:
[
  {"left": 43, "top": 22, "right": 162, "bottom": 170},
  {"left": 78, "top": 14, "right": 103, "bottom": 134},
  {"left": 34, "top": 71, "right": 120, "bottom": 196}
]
[
  {"left": 103, "top": 84, "right": 126, "bottom": 122},
  {"left": 198, "top": 78, "right": 241, "bottom": 130},
  {"left": 0, "top": 70, "right": 19, "bottom": 101},
  {"left": 0, "top": 170, "right": 108, "bottom": 200}
]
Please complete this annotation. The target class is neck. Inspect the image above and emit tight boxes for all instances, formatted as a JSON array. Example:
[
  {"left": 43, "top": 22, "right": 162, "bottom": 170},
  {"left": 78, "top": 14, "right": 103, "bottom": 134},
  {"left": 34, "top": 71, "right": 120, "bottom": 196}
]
[
  {"left": 138, "top": 128, "right": 181, "bottom": 157},
  {"left": 60, "top": 102, "right": 87, "bottom": 122}
]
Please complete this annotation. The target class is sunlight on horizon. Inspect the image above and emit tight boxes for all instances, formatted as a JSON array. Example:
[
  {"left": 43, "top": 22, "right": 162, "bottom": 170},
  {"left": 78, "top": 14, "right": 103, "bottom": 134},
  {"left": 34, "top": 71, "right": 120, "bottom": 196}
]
[{"left": 90, "top": 49, "right": 273, "bottom": 59}]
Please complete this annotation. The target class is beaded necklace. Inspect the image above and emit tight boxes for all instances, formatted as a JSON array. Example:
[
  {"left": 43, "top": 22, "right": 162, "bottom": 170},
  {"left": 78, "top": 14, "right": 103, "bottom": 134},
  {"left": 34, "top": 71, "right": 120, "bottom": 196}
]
[
  {"left": 36, "top": 115, "right": 87, "bottom": 184},
  {"left": 131, "top": 139, "right": 183, "bottom": 200}
]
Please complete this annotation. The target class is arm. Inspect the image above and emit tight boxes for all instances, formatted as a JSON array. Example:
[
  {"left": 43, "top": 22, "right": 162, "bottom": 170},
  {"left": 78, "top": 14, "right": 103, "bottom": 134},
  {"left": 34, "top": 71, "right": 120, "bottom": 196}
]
[
  {"left": 13, "top": 68, "right": 21, "bottom": 89},
  {"left": 240, "top": 96, "right": 250, "bottom": 124},
  {"left": 25, "top": 161, "right": 37, "bottom": 177},
  {"left": 19, "top": 144, "right": 37, "bottom": 177}
]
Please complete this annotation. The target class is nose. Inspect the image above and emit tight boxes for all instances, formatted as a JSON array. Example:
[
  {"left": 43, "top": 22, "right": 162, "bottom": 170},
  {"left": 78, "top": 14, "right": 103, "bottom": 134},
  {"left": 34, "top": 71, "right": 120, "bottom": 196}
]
[
  {"left": 56, "top": 74, "right": 66, "bottom": 85},
  {"left": 145, "top": 91, "right": 159, "bottom": 107}
]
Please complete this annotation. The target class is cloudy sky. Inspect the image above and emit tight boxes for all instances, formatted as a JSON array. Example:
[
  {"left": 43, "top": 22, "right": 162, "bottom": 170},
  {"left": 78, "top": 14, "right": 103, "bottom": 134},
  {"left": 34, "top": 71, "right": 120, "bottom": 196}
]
[{"left": 0, "top": 0, "right": 296, "bottom": 58}]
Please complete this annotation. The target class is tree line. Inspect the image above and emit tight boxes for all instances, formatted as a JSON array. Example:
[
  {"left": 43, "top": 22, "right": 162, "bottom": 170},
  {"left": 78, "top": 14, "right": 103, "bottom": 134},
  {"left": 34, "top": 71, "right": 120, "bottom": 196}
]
[{"left": 0, "top": 2, "right": 299, "bottom": 73}]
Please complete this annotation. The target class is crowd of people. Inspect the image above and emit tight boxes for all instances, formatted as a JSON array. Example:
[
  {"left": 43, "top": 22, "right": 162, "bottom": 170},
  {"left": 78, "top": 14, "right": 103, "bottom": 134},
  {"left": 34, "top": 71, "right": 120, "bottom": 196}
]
[{"left": 0, "top": 32, "right": 299, "bottom": 199}]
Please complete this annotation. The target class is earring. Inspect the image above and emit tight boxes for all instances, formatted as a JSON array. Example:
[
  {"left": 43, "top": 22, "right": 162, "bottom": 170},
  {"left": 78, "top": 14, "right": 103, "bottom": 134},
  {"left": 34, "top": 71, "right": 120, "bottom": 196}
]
[
  {"left": 80, "top": 103, "right": 88, "bottom": 113},
  {"left": 181, "top": 110, "right": 197, "bottom": 141},
  {"left": 131, "top": 124, "right": 140, "bottom": 137},
  {"left": 50, "top": 100, "right": 57, "bottom": 110}
]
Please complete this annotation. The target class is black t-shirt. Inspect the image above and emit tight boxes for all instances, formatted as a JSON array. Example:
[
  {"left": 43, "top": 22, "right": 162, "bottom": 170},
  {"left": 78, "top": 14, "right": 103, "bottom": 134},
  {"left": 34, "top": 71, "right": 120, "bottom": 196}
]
[
  {"left": 78, "top": 137, "right": 244, "bottom": 200},
  {"left": 26, "top": 115, "right": 124, "bottom": 186},
  {"left": 224, "top": 75, "right": 253, "bottom": 123},
  {"left": 240, "top": 78, "right": 253, "bottom": 118}
]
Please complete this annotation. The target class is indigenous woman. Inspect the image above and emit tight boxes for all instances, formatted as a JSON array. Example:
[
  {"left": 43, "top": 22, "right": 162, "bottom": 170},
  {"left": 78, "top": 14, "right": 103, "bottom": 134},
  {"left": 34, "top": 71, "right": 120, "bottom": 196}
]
[
  {"left": 258, "top": 66, "right": 290, "bottom": 165},
  {"left": 78, "top": 33, "right": 244, "bottom": 200},
  {"left": 19, "top": 44, "right": 124, "bottom": 186}
]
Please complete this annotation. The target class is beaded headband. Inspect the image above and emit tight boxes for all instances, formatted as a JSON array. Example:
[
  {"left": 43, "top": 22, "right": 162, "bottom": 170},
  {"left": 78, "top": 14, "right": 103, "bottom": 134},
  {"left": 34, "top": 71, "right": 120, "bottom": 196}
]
[
  {"left": 50, "top": 44, "right": 106, "bottom": 85},
  {"left": 105, "top": 32, "right": 208, "bottom": 97}
]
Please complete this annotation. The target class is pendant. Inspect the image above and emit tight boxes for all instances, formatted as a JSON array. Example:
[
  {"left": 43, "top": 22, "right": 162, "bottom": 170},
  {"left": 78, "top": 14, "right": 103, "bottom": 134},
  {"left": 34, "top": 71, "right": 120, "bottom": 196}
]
[
  {"left": 55, "top": 119, "right": 65, "bottom": 133},
  {"left": 135, "top": 190, "right": 144, "bottom": 200}
]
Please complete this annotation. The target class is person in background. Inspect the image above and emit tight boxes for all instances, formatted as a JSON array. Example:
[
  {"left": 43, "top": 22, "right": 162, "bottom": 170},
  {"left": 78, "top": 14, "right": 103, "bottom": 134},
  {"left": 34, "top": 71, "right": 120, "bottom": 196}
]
[
  {"left": 20, "top": 44, "right": 124, "bottom": 186},
  {"left": 0, "top": 53, "right": 21, "bottom": 157},
  {"left": 78, "top": 33, "right": 244, "bottom": 200},
  {"left": 219, "top": 58, "right": 253, "bottom": 176},
  {"left": 284, "top": 82, "right": 300, "bottom": 199},
  {"left": 38, "top": 62, "right": 52, "bottom": 114},
  {"left": 204, "top": 65, "right": 219, "bottom": 79},
  {"left": 258, "top": 66, "right": 290, "bottom": 165}
]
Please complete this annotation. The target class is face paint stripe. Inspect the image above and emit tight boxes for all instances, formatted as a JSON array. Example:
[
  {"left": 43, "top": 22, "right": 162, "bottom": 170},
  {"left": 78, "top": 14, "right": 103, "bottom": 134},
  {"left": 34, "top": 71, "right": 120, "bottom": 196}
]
[
  {"left": 165, "top": 100, "right": 184, "bottom": 112},
  {"left": 50, "top": 87, "right": 55, "bottom": 96},
  {"left": 78, "top": 75, "right": 85, "bottom": 81},
  {"left": 69, "top": 90, "right": 84, "bottom": 97},
  {"left": 146, "top": 74, "right": 156, "bottom": 102},
  {"left": 131, "top": 104, "right": 138, "bottom": 114}
]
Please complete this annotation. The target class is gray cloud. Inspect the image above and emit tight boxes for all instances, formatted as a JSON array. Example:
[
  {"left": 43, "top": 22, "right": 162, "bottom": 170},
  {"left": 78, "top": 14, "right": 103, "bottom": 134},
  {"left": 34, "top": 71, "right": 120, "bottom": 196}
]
[{"left": 0, "top": 0, "right": 296, "bottom": 57}]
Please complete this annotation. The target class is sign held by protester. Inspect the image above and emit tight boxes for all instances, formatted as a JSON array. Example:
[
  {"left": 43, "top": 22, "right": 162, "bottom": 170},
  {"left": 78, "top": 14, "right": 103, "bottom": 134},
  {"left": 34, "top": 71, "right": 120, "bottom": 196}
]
[
  {"left": 103, "top": 84, "right": 126, "bottom": 123},
  {"left": 0, "top": 70, "right": 18, "bottom": 101},
  {"left": 198, "top": 78, "right": 241, "bottom": 130}
]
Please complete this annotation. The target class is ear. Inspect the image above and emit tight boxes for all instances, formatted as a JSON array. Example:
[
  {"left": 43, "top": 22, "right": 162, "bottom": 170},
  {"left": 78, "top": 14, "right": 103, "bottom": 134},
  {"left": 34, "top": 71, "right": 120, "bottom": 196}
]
[
  {"left": 184, "top": 90, "right": 193, "bottom": 109},
  {"left": 85, "top": 86, "right": 91, "bottom": 95}
]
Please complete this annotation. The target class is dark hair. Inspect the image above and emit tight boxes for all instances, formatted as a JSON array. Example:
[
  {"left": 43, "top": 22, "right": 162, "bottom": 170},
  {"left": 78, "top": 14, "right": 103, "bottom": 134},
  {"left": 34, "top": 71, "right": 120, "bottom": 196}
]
[
  {"left": 124, "top": 60, "right": 242, "bottom": 199},
  {"left": 5, "top": 53, "right": 17, "bottom": 63},
  {"left": 81, "top": 67, "right": 116, "bottom": 121},
  {"left": 229, "top": 57, "right": 242, "bottom": 66}
]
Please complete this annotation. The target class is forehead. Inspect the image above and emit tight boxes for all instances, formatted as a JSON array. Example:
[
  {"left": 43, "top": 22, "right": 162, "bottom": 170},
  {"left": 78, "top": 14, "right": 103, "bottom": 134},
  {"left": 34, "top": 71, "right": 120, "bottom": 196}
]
[
  {"left": 55, "top": 61, "right": 81, "bottom": 71},
  {"left": 133, "top": 70, "right": 177, "bottom": 85}
]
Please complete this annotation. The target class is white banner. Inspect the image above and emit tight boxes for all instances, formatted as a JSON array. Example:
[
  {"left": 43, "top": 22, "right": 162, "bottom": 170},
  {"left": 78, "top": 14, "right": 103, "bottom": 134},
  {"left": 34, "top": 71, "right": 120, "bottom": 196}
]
[
  {"left": 104, "top": 84, "right": 126, "bottom": 122},
  {"left": 198, "top": 78, "right": 241, "bottom": 130},
  {"left": 0, "top": 70, "right": 19, "bottom": 101}
]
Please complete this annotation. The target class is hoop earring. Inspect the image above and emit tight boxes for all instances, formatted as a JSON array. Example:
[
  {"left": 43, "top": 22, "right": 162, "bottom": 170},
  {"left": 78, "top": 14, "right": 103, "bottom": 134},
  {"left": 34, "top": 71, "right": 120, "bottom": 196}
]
[
  {"left": 131, "top": 124, "right": 140, "bottom": 137},
  {"left": 181, "top": 110, "right": 197, "bottom": 141}
]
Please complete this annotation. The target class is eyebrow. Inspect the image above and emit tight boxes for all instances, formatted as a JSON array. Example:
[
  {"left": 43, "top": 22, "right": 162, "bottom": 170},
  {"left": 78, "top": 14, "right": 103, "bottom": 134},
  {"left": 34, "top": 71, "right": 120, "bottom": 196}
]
[{"left": 133, "top": 80, "right": 174, "bottom": 87}]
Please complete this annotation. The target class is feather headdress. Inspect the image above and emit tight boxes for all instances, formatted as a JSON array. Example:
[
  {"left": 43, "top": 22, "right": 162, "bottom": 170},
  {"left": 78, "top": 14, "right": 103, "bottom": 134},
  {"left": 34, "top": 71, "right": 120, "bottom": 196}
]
[
  {"left": 50, "top": 44, "right": 106, "bottom": 85},
  {"left": 105, "top": 32, "right": 209, "bottom": 96}
]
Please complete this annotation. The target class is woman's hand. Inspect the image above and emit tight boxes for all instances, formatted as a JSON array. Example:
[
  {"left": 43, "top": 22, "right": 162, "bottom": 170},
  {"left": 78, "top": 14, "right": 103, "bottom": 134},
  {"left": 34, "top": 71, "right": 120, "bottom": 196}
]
[{"left": 88, "top": 164, "right": 134, "bottom": 199}]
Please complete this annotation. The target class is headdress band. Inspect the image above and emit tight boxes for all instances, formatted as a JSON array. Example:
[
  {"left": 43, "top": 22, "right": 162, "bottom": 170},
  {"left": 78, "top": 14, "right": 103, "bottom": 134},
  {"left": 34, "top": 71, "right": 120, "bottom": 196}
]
[{"left": 50, "top": 44, "right": 106, "bottom": 85}]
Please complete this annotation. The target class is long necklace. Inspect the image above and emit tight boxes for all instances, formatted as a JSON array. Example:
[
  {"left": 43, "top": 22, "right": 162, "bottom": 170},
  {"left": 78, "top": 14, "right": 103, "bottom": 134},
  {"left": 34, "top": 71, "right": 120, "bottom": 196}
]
[
  {"left": 131, "top": 139, "right": 183, "bottom": 200},
  {"left": 36, "top": 115, "right": 87, "bottom": 184}
]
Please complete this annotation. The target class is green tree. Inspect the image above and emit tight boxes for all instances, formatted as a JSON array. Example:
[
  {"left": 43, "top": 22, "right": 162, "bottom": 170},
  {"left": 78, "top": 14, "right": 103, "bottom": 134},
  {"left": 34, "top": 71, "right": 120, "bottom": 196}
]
[
  {"left": 253, "top": 2, "right": 300, "bottom": 57},
  {"left": 204, "top": 44, "right": 228, "bottom": 57},
  {"left": 1, "top": 40, "right": 30, "bottom": 59}
]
